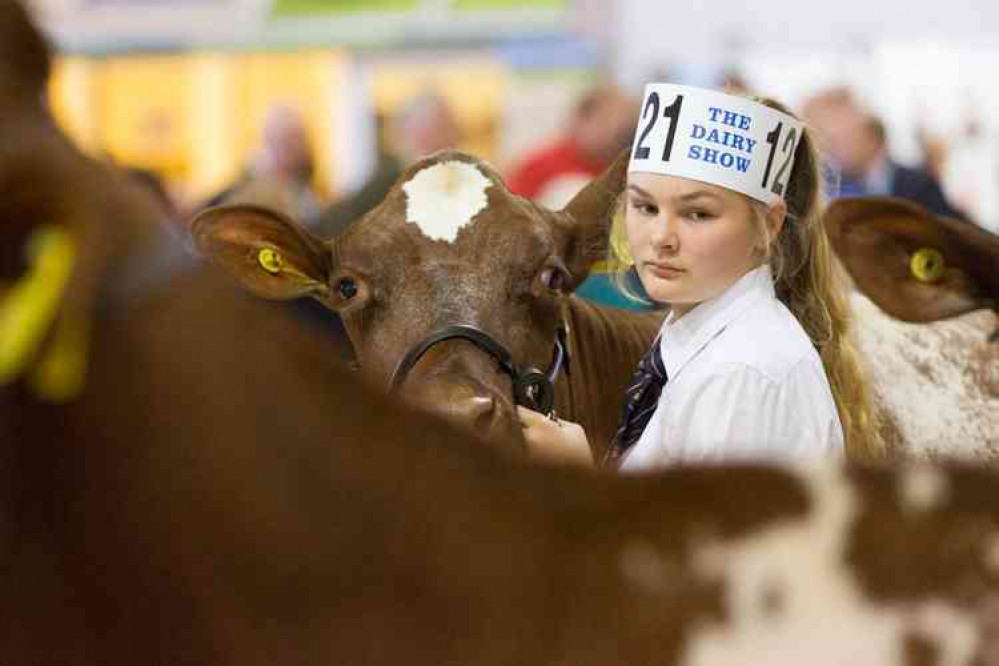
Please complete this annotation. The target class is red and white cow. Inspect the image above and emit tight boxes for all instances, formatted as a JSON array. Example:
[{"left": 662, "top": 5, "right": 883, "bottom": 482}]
[{"left": 826, "top": 197, "right": 999, "bottom": 458}]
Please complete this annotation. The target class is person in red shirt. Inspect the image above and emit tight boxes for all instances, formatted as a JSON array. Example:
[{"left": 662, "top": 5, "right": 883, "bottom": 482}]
[{"left": 506, "top": 83, "right": 637, "bottom": 208}]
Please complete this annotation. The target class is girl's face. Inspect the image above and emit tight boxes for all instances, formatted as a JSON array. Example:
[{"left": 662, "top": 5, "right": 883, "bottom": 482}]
[{"left": 625, "top": 172, "right": 781, "bottom": 318}]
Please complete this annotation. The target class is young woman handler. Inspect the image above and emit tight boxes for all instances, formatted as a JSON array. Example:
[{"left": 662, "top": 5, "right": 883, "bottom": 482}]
[{"left": 520, "top": 84, "right": 880, "bottom": 468}]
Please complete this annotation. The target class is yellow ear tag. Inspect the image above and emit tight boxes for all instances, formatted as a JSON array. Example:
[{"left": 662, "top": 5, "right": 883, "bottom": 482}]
[
  {"left": 29, "top": 311, "right": 89, "bottom": 403},
  {"left": 910, "top": 247, "right": 945, "bottom": 283},
  {"left": 0, "top": 226, "right": 76, "bottom": 387},
  {"left": 258, "top": 248, "right": 283, "bottom": 274}
]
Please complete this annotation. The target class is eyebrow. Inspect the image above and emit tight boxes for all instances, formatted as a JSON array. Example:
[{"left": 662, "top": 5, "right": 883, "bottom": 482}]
[
  {"left": 627, "top": 184, "right": 655, "bottom": 199},
  {"left": 626, "top": 184, "right": 724, "bottom": 203},
  {"left": 678, "top": 191, "right": 724, "bottom": 203}
]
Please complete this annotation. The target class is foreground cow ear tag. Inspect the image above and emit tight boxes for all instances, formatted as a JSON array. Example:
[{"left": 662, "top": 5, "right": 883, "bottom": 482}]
[
  {"left": 257, "top": 248, "right": 284, "bottom": 274},
  {"left": 910, "top": 248, "right": 945, "bottom": 283},
  {"left": 0, "top": 225, "right": 75, "bottom": 388}
]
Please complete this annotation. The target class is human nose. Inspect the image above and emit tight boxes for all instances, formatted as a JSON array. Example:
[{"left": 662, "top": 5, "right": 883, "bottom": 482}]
[{"left": 648, "top": 214, "right": 679, "bottom": 253}]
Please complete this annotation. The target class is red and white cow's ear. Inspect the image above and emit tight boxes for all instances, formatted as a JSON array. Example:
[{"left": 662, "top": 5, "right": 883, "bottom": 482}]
[
  {"left": 191, "top": 204, "right": 331, "bottom": 301},
  {"left": 556, "top": 149, "right": 629, "bottom": 285},
  {"left": 825, "top": 196, "right": 996, "bottom": 323}
]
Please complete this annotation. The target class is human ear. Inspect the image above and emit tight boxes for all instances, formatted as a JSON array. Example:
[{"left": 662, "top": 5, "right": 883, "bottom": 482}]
[
  {"left": 754, "top": 199, "right": 786, "bottom": 256},
  {"left": 766, "top": 199, "right": 787, "bottom": 240}
]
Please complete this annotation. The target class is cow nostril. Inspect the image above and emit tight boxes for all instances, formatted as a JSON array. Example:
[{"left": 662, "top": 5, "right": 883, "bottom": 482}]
[{"left": 453, "top": 395, "right": 497, "bottom": 426}]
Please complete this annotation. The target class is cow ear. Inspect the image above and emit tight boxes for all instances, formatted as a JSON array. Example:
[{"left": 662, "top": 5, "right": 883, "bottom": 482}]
[
  {"left": 556, "top": 149, "right": 629, "bottom": 284},
  {"left": 191, "top": 204, "right": 331, "bottom": 301},
  {"left": 825, "top": 197, "right": 995, "bottom": 322}
]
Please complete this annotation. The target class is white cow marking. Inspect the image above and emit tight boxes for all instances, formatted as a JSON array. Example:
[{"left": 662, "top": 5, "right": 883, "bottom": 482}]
[
  {"left": 403, "top": 161, "right": 491, "bottom": 243},
  {"left": 681, "top": 466, "right": 981, "bottom": 666}
]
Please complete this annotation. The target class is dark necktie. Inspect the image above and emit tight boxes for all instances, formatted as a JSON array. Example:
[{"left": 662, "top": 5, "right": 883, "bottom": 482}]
[{"left": 604, "top": 337, "right": 668, "bottom": 466}]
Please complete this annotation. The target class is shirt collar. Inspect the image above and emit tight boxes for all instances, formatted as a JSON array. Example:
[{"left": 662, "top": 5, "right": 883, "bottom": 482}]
[{"left": 658, "top": 264, "right": 775, "bottom": 379}]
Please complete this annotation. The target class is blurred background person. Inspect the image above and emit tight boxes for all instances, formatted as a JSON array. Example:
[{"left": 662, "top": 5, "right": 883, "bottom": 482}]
[
  {"left": 505, "top": 83, "right": 637, "bottom": 209},
  {"left": 203, "top": 104, "right": 322, "bottom": 227},
  {"left": 803, "top": 87, "right": 968, "bottom": 221},
  {"left": 316, "top": 91, "right": 460, "bottom": 239}
]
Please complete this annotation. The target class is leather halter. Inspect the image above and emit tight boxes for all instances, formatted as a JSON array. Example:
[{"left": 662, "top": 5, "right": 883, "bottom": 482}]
[{"left": 387, "top": 319, "right": 571, "bottom": 416}]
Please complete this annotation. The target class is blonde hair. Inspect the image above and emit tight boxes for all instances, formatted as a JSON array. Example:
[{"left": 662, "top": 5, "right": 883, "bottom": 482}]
[{"left": 608, "top": 97, "right": 885, "bottom": 461}]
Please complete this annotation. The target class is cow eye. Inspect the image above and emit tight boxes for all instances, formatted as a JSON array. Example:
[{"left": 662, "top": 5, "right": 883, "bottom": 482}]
[
  {"left": 540, "top": 264, "right": 570, "bottom": 293},
  {"left": 327, "top": 272, "right": 369, "bottom": 312},
  {"left": 337, "top": 277, "right": 358, "bottom": 300}
]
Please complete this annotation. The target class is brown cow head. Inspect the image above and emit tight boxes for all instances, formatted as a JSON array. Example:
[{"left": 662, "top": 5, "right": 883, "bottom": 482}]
[
  {"left": 193, "top": 150, "right": 626, "bottom": 451},
  {"left": 825, "top": 197, "right": 999, "bottom": 326}
]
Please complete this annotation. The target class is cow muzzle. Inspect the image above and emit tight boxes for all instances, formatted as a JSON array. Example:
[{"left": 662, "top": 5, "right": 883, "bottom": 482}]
[{"left": 388, "top": 323, "right": 570, "bottom": 417}]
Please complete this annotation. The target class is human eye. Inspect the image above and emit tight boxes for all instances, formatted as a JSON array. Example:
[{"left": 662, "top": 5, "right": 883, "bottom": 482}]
[
  {"left": 629, "top": 196, "right": 659, "bottom": 217},
  {"left": 684, "top": 208, "right": 715, "bottom": 222}
]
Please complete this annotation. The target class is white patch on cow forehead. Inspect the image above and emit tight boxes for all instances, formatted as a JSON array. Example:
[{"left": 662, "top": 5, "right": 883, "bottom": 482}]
[
  {"left": 682, "top": 466, "right": 982, "bottom": 666},
  {"left": 402, "top": 161, "right": 491, "bottom": 243},
  {"left": 899, "top": 465, "right": 949, "bottom": 512}
]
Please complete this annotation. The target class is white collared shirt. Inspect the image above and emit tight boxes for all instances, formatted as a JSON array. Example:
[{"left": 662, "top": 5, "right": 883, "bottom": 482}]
[{"left": 619, "top": 265, "right": 844, "bottom": 471}]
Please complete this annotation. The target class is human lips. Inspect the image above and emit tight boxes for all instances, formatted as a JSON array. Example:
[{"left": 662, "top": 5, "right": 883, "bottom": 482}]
[{"left": 644, "top": 261, "right": 686, "bottom": 279}]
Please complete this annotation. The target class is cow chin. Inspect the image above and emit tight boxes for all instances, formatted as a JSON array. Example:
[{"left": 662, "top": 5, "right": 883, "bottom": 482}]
[{"left": 401, "top": 377, "right": 526, "bottom": 455}]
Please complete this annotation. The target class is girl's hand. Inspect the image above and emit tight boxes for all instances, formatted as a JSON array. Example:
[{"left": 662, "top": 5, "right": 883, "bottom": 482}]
[{"left": 516, "top": 406, "right": 594, "bottom": 467}]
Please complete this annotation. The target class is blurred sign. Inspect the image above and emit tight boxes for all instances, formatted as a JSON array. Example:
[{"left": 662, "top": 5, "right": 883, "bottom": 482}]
[
  {"left": 453, "top": 0, "right": 564, "bottom": 7},
  {"left": 81, "top": 0, "right": 230, "bottom": 5},
  {"left": 272, "top": 0, "right": 415, "bottom": 14},
  {"left": 31, "top": 0, "right": 261, "bottom": 52},
  {"left": 271, "top": 0, "right": 563, "bottom": 15},
  {"left": 33, "top": 0, "right": 570, "bottom": 51}
]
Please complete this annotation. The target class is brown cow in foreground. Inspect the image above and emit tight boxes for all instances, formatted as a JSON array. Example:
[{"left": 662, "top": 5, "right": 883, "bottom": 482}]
[
  {"left": 826, "top": 198, "right": 999, "bottom": 457},
  {"left": 7, "top": 158, "right": 999, "bottom": 665}
]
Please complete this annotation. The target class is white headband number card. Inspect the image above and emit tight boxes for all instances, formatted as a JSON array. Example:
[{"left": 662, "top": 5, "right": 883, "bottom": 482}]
[{"left": 628, "top": 84, "right": 805, "bottom": 204}]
